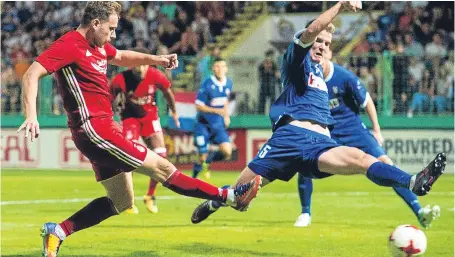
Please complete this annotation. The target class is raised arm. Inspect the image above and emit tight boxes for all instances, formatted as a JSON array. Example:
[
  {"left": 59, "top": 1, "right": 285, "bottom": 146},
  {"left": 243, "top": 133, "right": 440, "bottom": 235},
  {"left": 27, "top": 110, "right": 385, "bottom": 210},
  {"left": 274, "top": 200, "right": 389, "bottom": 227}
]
[{"left": 300, "top": 1, "right": 362, "bottom": 45}]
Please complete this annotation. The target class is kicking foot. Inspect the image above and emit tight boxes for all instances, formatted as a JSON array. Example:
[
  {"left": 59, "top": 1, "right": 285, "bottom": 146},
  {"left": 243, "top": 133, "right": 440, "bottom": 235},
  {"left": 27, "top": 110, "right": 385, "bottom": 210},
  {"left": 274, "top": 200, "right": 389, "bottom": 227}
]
[
  {"left": 41, "top": 222, "right": 64, "bottom": 257},
  {"left": 418, "top": 205, "right": 441, "bottom": 228},
  {"left": 191, "top": 200, "right": 221, "bottom": 224},
  {"left": 143, "top": 195, "right": 158, "bottom": 214},
  {"left": 230, "top": 176, "right": 262, "bottom": 212},
  {"left": 294, "top": 213, "right": 312, "bottom": 227},
  {"left": 411, "top": 153, "right": 446, "bottom": 196}
]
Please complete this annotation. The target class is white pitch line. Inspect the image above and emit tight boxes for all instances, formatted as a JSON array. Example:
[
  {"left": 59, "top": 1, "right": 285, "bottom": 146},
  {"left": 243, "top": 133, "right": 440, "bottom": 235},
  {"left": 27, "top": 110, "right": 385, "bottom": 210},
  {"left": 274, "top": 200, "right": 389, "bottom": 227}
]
[{"left": 1, "top": 191, "right": 453, "bottom": 206}]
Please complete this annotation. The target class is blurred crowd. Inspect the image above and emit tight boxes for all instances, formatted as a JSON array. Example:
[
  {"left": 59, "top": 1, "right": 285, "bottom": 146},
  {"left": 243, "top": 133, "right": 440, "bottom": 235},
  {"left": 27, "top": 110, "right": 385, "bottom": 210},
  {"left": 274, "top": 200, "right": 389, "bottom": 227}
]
[
  {"left": 1, "top": 1, "right": 453, "bottom": 117},
  {"left": 1, "top": 1, "right": 243, "bottom": 114},
  {"left": 348, "top": 1, "right": 454, "bottom": 115}
]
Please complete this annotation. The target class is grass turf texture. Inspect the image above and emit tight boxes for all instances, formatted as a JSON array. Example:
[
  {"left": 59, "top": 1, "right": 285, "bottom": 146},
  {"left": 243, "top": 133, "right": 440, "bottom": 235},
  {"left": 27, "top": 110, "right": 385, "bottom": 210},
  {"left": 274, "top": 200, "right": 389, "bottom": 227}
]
[{"left": 1, "top": 169, "right": 454, "bottom": 257}]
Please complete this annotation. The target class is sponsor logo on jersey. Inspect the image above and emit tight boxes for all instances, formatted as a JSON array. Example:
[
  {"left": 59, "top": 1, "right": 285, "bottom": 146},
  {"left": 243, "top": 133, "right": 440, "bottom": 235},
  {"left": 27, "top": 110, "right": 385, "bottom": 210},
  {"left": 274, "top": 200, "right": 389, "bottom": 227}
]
[
  {"left": 308, "top": 72, "right": 328, "bottom": 92},
  {"left": 91, "top": 59, "right": 108, "bottom": 74}
]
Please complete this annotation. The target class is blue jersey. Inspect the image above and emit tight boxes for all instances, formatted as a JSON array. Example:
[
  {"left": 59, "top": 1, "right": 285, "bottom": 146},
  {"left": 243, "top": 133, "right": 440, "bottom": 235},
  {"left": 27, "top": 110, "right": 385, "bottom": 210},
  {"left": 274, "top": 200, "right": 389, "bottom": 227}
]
[
  {"left": 270, "top": 29, "right": 334, "bottom": 131},
  {"left": 195, "top": 75, "right": 233, "bottom": 129},
  {"left": 325, "top": 61, "right": 369, "bottom": 133}
]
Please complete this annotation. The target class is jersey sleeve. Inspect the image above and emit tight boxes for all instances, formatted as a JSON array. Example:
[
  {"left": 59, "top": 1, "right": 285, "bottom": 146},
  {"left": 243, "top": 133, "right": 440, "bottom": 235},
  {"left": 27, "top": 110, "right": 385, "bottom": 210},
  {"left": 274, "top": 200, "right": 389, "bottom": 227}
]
[
  {"left": 347, "top": 73, "right": 369, "bottom": 108},
  {"left": 104, "top": 43, "right": 117, "bottom": 61},
  {"left": 150, "top": 68, "right": 171, "bottom": 90},
  {"left": 35, "top": 37, "right": 76, "bottom": 73},
  {"left": 283, "top": 29, "right": 314, "bottom": 68},
  {"left": 195, "top": 82, "right": 209, "bottom": 106}
]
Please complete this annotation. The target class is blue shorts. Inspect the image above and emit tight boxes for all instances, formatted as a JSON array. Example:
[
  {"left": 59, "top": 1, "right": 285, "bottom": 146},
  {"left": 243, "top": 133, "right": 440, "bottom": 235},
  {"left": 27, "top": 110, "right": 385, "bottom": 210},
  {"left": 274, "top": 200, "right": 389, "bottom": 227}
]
[
  {"left": 193, "top": 122, "right": 230, "bottom": 154},
  {"left": 248, "top": 124, "right": 338, "bottom": 182},
  {"left": 331, "top": 128, "right": 386, "bottom": 158}
]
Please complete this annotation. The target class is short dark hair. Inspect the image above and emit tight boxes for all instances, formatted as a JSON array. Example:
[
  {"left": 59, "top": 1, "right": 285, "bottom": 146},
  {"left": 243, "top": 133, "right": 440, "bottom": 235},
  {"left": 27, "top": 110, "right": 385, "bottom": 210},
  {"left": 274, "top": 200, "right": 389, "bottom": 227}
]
[
  {"left": 133, "top": 47, "right": 151, "bottom": 55},
  {"left": 81, "top": 1, "right": 122, "bottom": 26}
]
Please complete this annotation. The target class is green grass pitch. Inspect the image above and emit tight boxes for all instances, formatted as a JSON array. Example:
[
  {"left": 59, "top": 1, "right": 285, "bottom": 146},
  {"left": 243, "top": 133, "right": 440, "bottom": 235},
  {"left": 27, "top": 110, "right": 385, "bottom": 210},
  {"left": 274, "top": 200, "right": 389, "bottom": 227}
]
[{"left": 1, "top": 169, "right": 453, "bottom": 257}]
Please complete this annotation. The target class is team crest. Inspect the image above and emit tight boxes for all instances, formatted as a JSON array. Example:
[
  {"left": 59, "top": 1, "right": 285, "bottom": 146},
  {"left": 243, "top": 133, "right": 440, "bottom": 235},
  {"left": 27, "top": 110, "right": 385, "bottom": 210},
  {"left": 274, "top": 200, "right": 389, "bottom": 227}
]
[
  {"left": 333, "top": 86, "right": 338, "bottom": 94},
  {"left": 225, "top": 88, "right": 230, "bottom": 96}
]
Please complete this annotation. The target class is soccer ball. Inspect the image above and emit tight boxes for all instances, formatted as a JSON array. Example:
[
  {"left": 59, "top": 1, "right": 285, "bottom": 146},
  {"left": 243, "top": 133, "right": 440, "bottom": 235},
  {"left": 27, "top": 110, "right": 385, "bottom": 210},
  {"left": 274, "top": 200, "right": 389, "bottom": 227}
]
[{"left": 388, "top": 225, "right": 427, "bottom": 257}]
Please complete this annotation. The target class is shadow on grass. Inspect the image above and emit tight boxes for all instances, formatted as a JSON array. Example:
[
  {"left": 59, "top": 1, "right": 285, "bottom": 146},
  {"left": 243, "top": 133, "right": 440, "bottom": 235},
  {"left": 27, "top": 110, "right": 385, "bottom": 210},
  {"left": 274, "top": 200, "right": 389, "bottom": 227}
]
[{"left": 175, "top": 242, "right": 302, "bottom": 257}]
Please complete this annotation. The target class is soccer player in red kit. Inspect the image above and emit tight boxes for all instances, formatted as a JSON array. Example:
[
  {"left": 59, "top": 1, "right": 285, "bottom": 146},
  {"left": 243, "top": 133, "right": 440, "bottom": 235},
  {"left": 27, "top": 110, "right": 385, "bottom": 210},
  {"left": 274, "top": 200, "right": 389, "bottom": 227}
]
[
  {"left": 18, "top": 2, "right": 260, "bottom": 256},
  {"left": 111, "top": 47, "right": 181, "bottom": 214}
]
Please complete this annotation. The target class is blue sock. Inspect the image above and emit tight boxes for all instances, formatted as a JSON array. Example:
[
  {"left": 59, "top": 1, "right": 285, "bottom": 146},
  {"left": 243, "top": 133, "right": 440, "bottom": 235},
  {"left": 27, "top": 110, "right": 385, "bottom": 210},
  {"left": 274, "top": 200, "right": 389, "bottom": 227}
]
[
  {"left": 393, "top": 186, "right": 422, "bottom": 218},
  {"left": 297, "top": 173, "right": 312, "bottom": 215},
  {"left": 366, "top": 162, "right": 411, "bottom": 188},
  {"left": 192, "top": 163, "right": 202, "bottom": 178},
  {"left": 206, "top": 151, "right": 225, "bottom": 164}
]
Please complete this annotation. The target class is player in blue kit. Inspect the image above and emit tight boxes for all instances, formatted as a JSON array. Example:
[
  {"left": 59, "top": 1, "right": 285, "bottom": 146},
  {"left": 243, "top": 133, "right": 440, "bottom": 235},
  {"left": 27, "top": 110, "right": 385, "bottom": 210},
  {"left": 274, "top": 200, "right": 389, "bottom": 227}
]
[
  {"left": 294, "top": 48, "right": 441, "bottom": 228},
  {"left": 190, "top": 1, "right": 446, "bottom": 224},
  {"left": 192, "top": 58, "right": 233, "bottom": 179}
]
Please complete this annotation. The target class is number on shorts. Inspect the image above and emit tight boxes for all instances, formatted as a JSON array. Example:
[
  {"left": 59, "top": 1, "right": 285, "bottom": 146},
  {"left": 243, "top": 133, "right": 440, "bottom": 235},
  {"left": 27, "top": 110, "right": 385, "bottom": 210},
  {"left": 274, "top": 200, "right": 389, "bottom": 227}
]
[
  {"left": 258, "top": 145, "right": 271, "bottom": 158},
  {"left": 196, "top": 136, "right": 205, "bottom": 146}
]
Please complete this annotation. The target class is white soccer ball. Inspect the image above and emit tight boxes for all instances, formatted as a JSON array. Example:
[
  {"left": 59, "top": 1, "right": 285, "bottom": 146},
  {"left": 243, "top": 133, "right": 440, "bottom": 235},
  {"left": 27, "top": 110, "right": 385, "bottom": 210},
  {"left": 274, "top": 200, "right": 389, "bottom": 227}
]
[{"left": 388, "top": 225, "right": 427, "bottom": 257}]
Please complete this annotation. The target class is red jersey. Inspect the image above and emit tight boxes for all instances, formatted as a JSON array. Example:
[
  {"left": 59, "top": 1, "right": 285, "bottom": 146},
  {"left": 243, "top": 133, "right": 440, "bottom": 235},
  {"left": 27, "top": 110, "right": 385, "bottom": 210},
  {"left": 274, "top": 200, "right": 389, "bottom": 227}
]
[
  {"left": 36, "top": 31, "right": 117, "bottom": 128},
  {"left": 111, "top": 67, "right": 171, "bottom": 119}
]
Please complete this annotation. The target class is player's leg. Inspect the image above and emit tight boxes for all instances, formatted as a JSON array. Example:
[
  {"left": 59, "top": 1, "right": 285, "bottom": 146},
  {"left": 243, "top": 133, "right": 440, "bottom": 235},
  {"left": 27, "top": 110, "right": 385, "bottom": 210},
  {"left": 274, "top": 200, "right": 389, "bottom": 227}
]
[
  {"left": 122, "top": 117, "right": 141, "bottom": 214},
  {"left": 192, "top": 123, "right": 210, "bottom": 178},
  {"left": 295, "top": 173, "right": 313, "bottom": 227},
  {"left": 317, "top": 146, "right": 446, "bottom": 196},
  {"left": 203, "top": 129, "right": 232, "bottom": 179},
  {"left": 140, "top": 115, "right": 166, "bottom": 213},
  {"left": 42, "top": 171, "right": 132, "bottom": 257},
  {"left": 191, "top": 125, "right": 306, "bottom": 224},
  {"left": 135, "top": 148, "right": 260, "bottom": 208},
  {"left": 375, "top": 154, "right": 439, "bottom": 227}
]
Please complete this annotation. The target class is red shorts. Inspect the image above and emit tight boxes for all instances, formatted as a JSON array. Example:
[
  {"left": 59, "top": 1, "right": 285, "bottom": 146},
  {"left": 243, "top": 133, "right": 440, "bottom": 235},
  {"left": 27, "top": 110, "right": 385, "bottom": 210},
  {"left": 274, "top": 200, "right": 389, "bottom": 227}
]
[
  {"left": 71, "top": 117, "right": 148, "bottom": 181},
  {"left": 122, "top": 111, "right": 162, "bottom": 141}
]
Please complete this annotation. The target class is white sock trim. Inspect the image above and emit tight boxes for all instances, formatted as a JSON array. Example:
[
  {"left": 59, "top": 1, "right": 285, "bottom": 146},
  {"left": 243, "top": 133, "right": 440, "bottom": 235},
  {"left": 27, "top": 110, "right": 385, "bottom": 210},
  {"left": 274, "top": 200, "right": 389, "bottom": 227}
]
[
  {"left": 54, "top": 225, "right": 67, "bottom": 240},
  {"left": 409, "top": 174, "right": 416, "bottom": 190}
]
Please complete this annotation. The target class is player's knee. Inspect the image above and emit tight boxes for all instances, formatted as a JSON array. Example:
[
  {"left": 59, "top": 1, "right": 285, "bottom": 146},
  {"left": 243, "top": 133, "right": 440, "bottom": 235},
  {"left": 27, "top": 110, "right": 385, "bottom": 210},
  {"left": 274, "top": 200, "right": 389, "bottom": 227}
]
[
  {"left": 358, "top": 151, "right": 377, "bottom": 171},
  {"left": 378, "top": 155, "right": 393, "bottom": 165}
]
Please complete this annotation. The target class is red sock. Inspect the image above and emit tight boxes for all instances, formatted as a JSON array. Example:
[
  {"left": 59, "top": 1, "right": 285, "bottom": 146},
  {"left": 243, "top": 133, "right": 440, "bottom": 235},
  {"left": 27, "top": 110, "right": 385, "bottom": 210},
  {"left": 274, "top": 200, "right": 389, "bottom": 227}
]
[
  {"left": 147, "top": 179, "right": 158, "bottom": 196},
  {"left": 163, "top": 170, "right": 227, "bottom": 201},
  {"left": 59, "top": 197, "right": 117, "bottom": 237}
]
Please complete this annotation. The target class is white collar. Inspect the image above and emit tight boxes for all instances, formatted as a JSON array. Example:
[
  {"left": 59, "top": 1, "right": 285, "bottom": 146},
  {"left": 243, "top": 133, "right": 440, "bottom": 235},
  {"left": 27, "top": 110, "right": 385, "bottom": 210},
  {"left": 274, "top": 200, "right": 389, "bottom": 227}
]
[
  {"left": 210, "top": 75, "right": 227, "bottom": 87},
  {"left": 324, "top": 61, "right": 334, "bottom": 82}
]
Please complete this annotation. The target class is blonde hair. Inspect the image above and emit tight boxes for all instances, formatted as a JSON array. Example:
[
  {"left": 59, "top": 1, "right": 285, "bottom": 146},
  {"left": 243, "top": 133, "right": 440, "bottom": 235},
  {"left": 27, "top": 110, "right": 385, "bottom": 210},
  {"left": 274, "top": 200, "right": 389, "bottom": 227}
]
[
  {"left": 326, "top": 23, "right": 336, "bottom": 34},
  {"left": 82, "top": 1, "right": 122, "bottom": 26}
]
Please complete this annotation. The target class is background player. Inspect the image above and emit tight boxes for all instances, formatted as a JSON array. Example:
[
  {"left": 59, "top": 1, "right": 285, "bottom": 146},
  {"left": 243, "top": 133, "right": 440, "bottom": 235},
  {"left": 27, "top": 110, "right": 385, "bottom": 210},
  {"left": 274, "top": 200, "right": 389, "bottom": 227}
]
[
  {"left": 192, "top": 58, "right": 233, "bottom": 179},
  {"left": 17, "top": 2, "right": 260, "bottom": 256},
  {"left": 111, "top": 47, "right": 180, "bottom": 214},
  {"left": 294, "top": 47, "right": 441, "bottom": 228},
  {"left": 190, "top": 0, "right": 445, "bottom": 224}
]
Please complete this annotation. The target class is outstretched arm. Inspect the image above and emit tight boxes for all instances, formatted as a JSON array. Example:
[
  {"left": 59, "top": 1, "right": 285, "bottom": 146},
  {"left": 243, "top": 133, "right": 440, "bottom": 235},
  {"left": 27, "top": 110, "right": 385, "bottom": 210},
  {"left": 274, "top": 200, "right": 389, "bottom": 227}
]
[
  {"left": 300, "top": 1, "right": 362, "bottom": 44},
  {"left": 18, "top": 62, "right": 48, "bottom": 141},
  {"left": 110, "top": 50, "right": 179, "bottom": 70}
]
